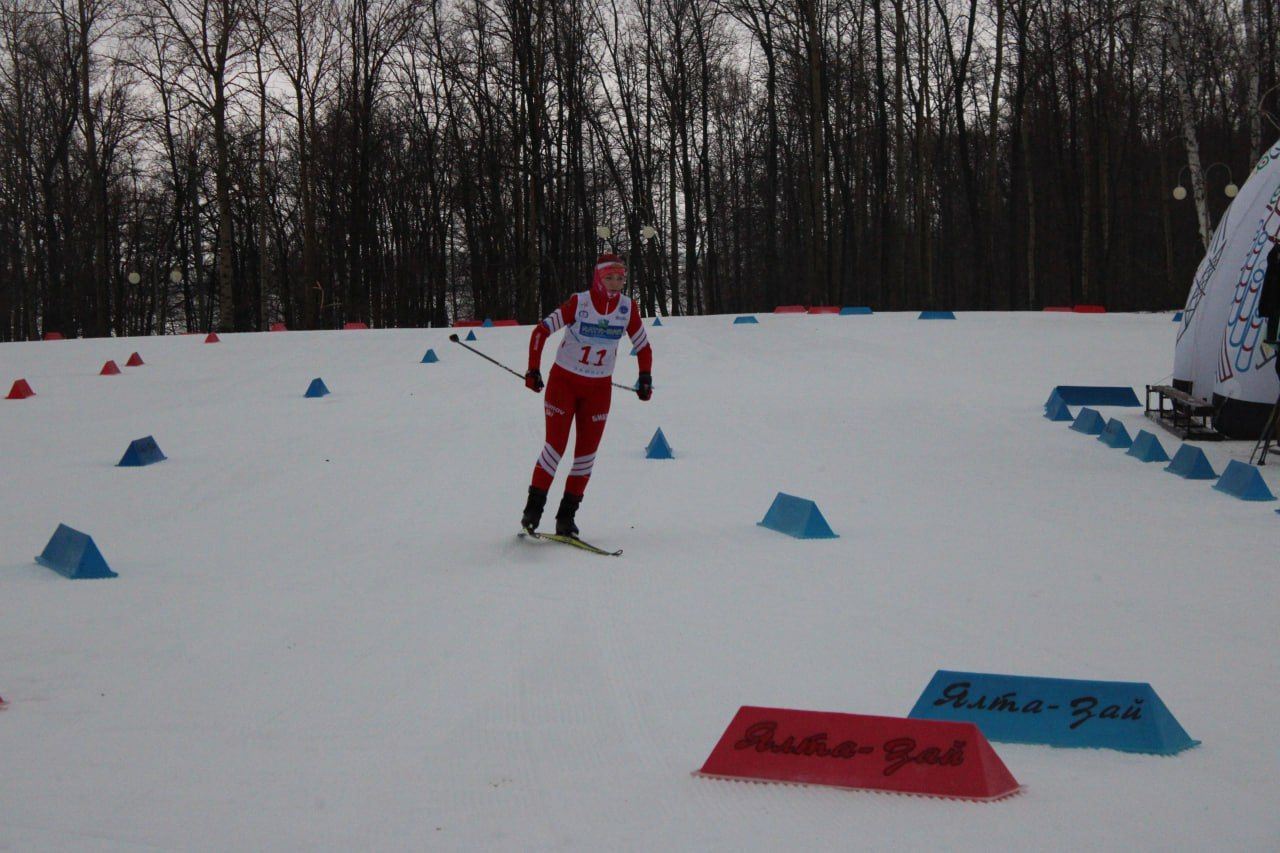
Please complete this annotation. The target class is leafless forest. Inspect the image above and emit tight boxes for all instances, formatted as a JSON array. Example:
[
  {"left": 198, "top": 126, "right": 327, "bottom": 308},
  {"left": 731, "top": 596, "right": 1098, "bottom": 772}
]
[{"left": 0, "top": 0, "right": 1273, "bottom": 337}]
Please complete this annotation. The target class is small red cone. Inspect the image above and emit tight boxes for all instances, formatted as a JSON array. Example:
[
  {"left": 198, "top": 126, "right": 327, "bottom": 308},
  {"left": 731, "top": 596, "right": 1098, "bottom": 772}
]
[
  {"left": 269, "top": 323, "right": 287, "bottom": 332},
  {"left": 126, "top": 352, "right": 144, "bottom": 366},
  {"left": 6, "top": 379, "right": 34, "bottom": 399},
  {"left": 100, "top": 360, "right": 121, "bottom": 375},
  {"left": 204, "top": 332, "right": 220, "bottom": 343}
]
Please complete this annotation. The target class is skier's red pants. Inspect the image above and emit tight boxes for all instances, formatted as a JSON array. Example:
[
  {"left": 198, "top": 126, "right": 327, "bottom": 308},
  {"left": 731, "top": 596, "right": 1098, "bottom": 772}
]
[{"left": 531, "top": 364, "right": 613, "bottom": 496}]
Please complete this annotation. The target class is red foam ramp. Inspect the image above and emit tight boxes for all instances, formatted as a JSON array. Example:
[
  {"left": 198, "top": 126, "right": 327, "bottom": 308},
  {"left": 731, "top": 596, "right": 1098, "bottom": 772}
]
[
  {"left": 126, "top": 352, "right": 144, "bottom": 367},
  {"left": 269, "top": 323, "right": 288, "bottom": 332},
  {"left": 204, "top": 332, "right": 220, "bottom": 343},
  {"left": 1073, "top": 304, "right": 1106, "bottom": 313},
  {"left": 808, "top": 306, "right": 840, "bottom": 314},
  {"left": 6, "top": 379, "right": 34, "bottom": 399},
  {"left": 492, "top": 319, "right": 520, "bottom": 327},
  {"left": 453, "top": 320, "right": 483, "bottom": 327},
  {"left": 43, "top": 331, "right": 64, "bottom": 340},
  {"left": 774, "top": 305, "right": 806, "bottom": 314},
  {"left": 696, "top": 706, "right": 1021, "bottom": 801},
  {"left": 343, "top": 322, "right": 369, "bottom": 330},
  {"left": 100, "top": 360, "right": 121, "bottom": 376}
]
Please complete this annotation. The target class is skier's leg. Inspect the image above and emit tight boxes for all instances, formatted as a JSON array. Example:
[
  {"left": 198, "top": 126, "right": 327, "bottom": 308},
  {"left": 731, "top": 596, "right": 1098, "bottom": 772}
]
[
  {"left": 557, "top": 382, "right": 612, "bottom": 535},
  {"left": 527, "top": 372, "right": 574, "bottom": 528}
]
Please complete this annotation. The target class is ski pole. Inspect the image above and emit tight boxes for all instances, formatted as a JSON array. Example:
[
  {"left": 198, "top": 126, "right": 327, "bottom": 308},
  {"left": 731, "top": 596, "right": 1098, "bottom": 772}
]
[{"left": 448, "top": 333, "right": 640, "bottom": 393}]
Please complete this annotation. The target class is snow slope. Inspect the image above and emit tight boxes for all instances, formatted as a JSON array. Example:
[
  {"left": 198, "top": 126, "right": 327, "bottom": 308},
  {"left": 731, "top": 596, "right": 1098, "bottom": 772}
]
[{"left": 1, "top": 312, "right": 1276, "bottom": 850}]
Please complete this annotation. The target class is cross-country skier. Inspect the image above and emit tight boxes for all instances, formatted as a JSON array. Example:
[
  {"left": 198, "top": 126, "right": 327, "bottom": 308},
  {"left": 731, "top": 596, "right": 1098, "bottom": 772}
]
[{"left": 520, "top": 253, "right": 653, "bottom": 537}]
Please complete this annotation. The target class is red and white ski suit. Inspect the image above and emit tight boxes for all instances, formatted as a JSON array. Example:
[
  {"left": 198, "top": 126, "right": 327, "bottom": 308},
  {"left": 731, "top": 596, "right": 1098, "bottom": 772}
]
[{"left": 527, "top": 280, "right": 652, "bottom": 497}]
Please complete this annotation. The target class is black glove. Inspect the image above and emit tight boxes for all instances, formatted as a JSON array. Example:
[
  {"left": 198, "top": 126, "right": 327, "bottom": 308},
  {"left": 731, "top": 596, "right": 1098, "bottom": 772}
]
[
  {"left": 636, "top": 372, "right": 653, "bottom": 401},
  {"left": 525, "top": 369, "right": 544, "bottom": 392}
]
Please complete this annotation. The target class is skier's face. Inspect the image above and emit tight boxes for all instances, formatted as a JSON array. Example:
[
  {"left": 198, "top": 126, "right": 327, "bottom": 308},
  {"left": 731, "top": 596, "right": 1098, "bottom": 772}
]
[{"left": 602, "top": 269, "right": 626, "bottom": 292}]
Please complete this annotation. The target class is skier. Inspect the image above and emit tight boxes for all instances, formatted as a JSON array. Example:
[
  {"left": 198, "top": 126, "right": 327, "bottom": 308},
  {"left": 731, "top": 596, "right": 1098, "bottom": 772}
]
[{"left": 520, "top": 253, "right": 653, "bottom": 538}]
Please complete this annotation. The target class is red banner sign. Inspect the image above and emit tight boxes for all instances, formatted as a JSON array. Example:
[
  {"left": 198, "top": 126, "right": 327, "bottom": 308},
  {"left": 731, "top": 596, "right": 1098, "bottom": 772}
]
[{"left": 696, "top": 706, "right": 1021, "bottom": 801}]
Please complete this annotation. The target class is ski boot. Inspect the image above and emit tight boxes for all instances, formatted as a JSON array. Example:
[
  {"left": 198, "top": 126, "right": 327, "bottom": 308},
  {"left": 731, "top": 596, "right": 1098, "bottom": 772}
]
[
  {"left": 555, "top": 492, "right": 583, "bottom": 537},
  {"left": 521, "top": 486, "right": 548, "bottom": 534}
]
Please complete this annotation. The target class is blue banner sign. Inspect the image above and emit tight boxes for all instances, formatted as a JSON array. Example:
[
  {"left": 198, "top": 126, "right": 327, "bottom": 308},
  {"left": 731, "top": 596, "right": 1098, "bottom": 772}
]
[{"left": 908, "top": 670, "right": 1199, "bottom": 755}]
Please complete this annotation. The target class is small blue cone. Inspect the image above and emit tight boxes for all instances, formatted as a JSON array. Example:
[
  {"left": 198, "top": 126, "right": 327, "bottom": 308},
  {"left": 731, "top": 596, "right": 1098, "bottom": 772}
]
[
  {"left": 645, "top": 428, "right": 674, "bottom": 459},
  {"left": 1213, "top": 460, "right": 1277, "bottom": 501},
  {"left": 1098, "top": 418, "right": 1133, "bottom": 449},
  {"left": 1165, "top": 445, "right": 1218, "bottom": 480},
  {"left": 421, "top": 348, "right": 439, "bottom": 363},
  {"left": 1126, "top": 430, "right": 1170, "bottom": 463},
  {"left": 1070, "top": 407, "right": 1106, "bottom": 435},
  {"left": 1044, "top": 396, "right": 1073, "bottom": 421},
  {"left": 733, "top": 315, "right": 758, "bottom": 324},
  {"left": 758, "top": 492, "right": 839, "bottom": 539},
  {"left": 36, "top": 524, "right": 117, "bottom": 579},
  {"left": 465, "top": 330, "right": 477, "bottom": 342},
  {"left": 305, "top": 377, "right": 330, "bottom": 398},
  {"left": 652, "top": 317, "right": 663, "bottom": 327},
  {"left": 482, "top": 318, "right": 494, "bottom": 327},
  {"left": 840, "top": 306, "right": 873, "bottom": 315},
  {"left": 1172, "top": 311, "right": 1183, "bottom": 322},
  {"left": 919, "top": 310, "right": 955, "bottom": 319},
  {"left": 118, "top": 435, "right": 167, "bottom": 467}
]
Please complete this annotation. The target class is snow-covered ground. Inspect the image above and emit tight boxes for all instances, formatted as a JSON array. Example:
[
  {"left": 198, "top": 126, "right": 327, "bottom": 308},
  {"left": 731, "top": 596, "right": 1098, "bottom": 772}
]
[{"left": 1, "top": 312, "right": 1276, "bottom": 850}]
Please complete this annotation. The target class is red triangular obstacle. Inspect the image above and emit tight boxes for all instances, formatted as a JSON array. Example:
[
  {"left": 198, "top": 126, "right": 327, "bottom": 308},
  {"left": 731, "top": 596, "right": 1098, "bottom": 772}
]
[
  {"left": 204, "top": 332, "right": 220, "bottom": 343},
  {"left": 6, "top": 379, "right": 34, "bottom": 399},
  {"left": 126, "top": 352, "right": 144, "bottom": 366},
  {"left": 100, "top": 360, "right": 121, "bottom": 375}
]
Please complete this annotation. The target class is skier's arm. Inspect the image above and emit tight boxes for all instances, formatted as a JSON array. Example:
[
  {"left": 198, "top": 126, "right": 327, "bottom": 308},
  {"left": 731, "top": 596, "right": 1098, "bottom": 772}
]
[
  {"left": 627, "top": 310, "right": 653, "bottom": 374},
  {"left": 529, "top": 294, "right": 578, "bottom": 371}
]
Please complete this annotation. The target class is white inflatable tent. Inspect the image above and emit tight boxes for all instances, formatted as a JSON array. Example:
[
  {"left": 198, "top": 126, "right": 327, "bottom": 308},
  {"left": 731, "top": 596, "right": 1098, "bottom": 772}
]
[{"left": 1174, "top": 139, "right": 1280, "bottom": 437}]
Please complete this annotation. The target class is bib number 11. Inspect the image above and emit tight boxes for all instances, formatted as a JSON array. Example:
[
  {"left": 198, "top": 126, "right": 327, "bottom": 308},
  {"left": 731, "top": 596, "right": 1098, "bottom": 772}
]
[{"left": 579, "top": 346, "right": 607, "bottom": 367}]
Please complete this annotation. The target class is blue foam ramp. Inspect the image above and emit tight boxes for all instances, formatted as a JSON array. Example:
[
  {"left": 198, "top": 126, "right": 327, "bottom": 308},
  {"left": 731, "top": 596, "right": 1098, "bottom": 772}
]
[
  {"left": 36, "top": 524, "right": 117, "bottom": 579},
  {"left": 465, "top": 330, "right": 477, "bottom": 341},
  {"left": 840, "top": 306, "right": 873, "bottom": 315},
  {"left": 652, "top": 317, "right": 663, "bottom": 327},
  {"left": 1213, "top": 460, "right": 1276, "bottom": 501},
  {"left": 1049, "top": 385, "right": 1141, "bottom": 407},
  {"left": 482, "top": 318, "right": 494, "bottom": 327},
  {"left": 305, "top": 377, "right": 330, "bottom": 398},
  {"left": 1070, "top": 407, "right": 1106, "bottom": 435},
  {"left": 758, "top": 492, "right": 839, "bottom": 539},
  {"left": 918, "top": 310, "right": 955, "bottom": 319},
  {"left": 421, "top": 348, "right": 439, "bottom": 363},
  {"left": 118, "top": 435, "right": 166, "bottom": 467},
  {"left": 733, "top": 316, "right": 758, "bottom": 324},
  {"left": 908, "top": 670, "right": 1199, "bottom": 755},
  {"left": 1172, "top": 311, "right": 1183, "bottom": 322},
  {"left": 1098, "top": 418, "right": 1133, "bottom": 448},
  {"left": 1126, "top": 430, "right": 1170, "bottom": 463},
  {"left": 1044, "top": 396, "right": 1073, "bottom": 421},
  {"left": 645, "top": 428, "right": 674, "bottom": 459},
  {"left": 1165, "top": 445, "right": 1218, "bottom": 479}
]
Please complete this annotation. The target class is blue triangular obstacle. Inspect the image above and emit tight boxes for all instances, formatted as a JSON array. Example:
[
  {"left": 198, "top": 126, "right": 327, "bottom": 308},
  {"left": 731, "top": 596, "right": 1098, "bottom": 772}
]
[
  {"left": 1165, "top": 445, "right": 1218, "bottom": 480},
  {"left": 840, "top": 306, "right": 873, "bottom": 315},
  {"left": 1098, "top": 418, "right": 1133, "bottom": 449},
  {"left": 918, "top": 310, "right": 955, "bottom": 319},
  {"left": 1213, "top": 460, "right": 1276, "bottom": 501},
  {"left": 118, "top": 435, "right": 166, "bottom": 467},
  {"left": 482, "top": 318, "right": 494, "bottom": 327},
  {"left": 36, "top": 524, "right": 117, "bottom": 579},
  {"left": 758, "top": 492, "right": 839, "bottom": 539},
  {"left": 1126, "top": 430, "right": 1170, "bottom": 463},
  {"left": 465, "top": 330, "right": 477, "bottom": 341},
  {"left": 733, "top": 315, "right": 758, "bottom": 324},
  {"left": 1044, "top": 395, "right": 1073, "bottom": 421},
  {"left": 1173, "top": 311, "right": 1183, "bottom": 322},
  {"left": 1070, "top": 407, "right": 1106, "bottom": 435},
  {"left": 421, "top": 348, "right": 439, "bottom": 363},
  {"left": 652, "top": 317, "right": 663, "bottom": 326},
  {"left": 645, "top": 428, "right": 674, "bottom": 459},
  {"left": 305, "top": 377, "right": 330, "bottom": 398}
]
